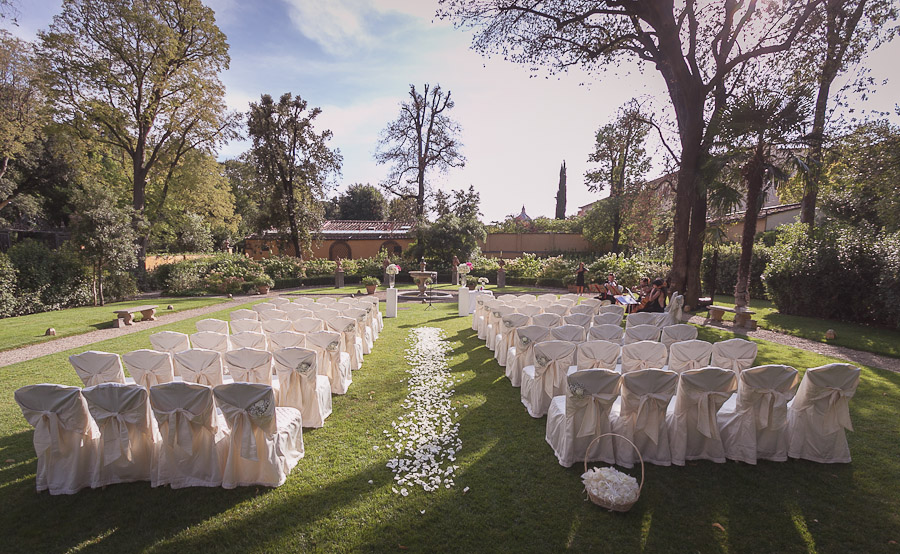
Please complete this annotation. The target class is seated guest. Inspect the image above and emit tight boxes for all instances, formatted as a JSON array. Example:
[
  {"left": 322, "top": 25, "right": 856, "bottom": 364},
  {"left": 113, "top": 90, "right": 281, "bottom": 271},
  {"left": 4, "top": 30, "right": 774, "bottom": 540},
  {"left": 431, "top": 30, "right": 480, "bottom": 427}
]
[{"left": 594, "top": 273, "right": 619, "bottom": 302}]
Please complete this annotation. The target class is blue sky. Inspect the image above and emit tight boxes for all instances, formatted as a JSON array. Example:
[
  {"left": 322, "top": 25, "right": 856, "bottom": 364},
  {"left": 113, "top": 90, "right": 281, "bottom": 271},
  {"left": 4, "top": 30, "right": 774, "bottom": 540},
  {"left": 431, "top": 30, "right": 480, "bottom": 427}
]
[{"left": 8, "top": 0, "right": 900, "bottom": 222}]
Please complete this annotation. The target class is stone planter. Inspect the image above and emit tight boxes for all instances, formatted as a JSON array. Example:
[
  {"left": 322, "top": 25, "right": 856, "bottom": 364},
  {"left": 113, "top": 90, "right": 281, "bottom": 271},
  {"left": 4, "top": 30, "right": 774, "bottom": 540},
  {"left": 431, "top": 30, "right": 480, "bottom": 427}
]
[
  {"left": 365, "top": 285, "right": 377, "bottom": 295},
  {"left": 257, "top": 285, "right": 270, "bottom": 295}
]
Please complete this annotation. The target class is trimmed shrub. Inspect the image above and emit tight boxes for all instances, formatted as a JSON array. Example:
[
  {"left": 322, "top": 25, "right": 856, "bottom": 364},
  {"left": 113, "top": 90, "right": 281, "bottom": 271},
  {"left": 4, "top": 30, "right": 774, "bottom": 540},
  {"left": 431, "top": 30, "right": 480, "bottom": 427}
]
[
  {"left": 0, "top": 253, "right": 18, "bottom": 318},
  {"left": 700, "top": 243, "right": 771, "bottom": 299},
  {"left": 3, "top": 241, "right": 92, "bottom": 315},
  {"left": 258, "top": 256, "right": 304, "bottom": 280}
]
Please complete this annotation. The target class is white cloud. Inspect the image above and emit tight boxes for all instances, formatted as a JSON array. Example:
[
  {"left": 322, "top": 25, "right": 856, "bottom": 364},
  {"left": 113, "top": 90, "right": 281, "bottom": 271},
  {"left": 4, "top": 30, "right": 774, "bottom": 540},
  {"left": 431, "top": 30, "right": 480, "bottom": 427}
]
[{"left": 281, "top": 0, "right": 376, "bottom": 56}]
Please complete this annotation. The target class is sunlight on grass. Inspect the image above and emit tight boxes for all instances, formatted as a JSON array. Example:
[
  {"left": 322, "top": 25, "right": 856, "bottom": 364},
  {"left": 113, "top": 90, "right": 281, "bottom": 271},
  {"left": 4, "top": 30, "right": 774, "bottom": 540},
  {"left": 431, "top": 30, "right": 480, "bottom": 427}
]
[
  {"left": 65, "top": 527, "right": 118, "bottom": 554},
  {"left": 640, "top": 509, "right": 652, "bottom": 552},
  {"left": 788, "top": 502, "right": 818, "bottom": 554}
]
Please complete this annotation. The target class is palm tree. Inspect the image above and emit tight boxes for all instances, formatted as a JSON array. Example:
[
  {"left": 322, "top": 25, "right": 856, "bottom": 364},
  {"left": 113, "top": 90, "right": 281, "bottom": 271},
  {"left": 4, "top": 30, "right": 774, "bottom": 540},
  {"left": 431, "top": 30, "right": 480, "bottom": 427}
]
[{"left": 716, "top": 89, "right": 811, "bottom": 308}]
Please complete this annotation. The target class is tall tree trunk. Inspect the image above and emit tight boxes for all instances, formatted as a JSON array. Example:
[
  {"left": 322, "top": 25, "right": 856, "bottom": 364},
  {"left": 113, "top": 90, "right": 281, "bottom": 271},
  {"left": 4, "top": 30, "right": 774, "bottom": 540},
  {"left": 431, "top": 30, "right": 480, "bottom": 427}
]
[
  {"left": 283, "top": 181, "right": 302, "bottom": 258},
  {"left": 98, "top": 261, "right": 105, "bottom": 306},
  {"left": 416, "top": 166, "right": 426, "bottom": 218},
  {"left": 611, "top": 194, "right": 621, "bottom": 254},
  {"left": 685, "top": 183, "right": 707, "bottom": 308},
  {"left": 735, "top": 144, "right": 766, "bottom": 308},
  {"left": 133, "top": 156, "right": 148, "bottom": 273}
]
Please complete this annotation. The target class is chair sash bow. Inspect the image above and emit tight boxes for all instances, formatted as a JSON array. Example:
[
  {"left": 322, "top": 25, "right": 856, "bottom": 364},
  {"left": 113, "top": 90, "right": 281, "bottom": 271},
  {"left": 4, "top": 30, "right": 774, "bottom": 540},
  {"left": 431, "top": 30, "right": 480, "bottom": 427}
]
[
  {"left": 695, "top": 391, "right": 732, "bottom": 439},
  {"left": 158, "top": 408, "right": 197, "bottom": 457},
  {"left": 750, "top": 388, "right": 792, "bottom": 430},
  {"left": 634, "top": 393, "right": 671, "bottom": 444},
  {"left": 574, "top": 393, "right": 617, "bottom": 438},
  {"left": 93, "top": 407, "right": 148, "bottom": 464},
  {"left": 33, "top": 411, "right": 64, "bottom": 456},
  {"left": 823, "top": 386, "right": 854, "bottom": 433}
]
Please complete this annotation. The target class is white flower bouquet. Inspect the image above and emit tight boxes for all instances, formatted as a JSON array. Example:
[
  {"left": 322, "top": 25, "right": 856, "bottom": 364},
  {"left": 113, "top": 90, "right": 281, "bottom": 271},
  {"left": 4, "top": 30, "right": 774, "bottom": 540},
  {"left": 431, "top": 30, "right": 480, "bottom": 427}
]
[
  {"left": 385, "top": 264, "right": 401, "bottom": 276},
  {"left": 476, "top": 277, "right": 489, "bottom": 291},
  {"left": 582, "top": 433, "right": 643, "bottom": 512},
  {"left": 457, "top": 262, "right": 473, "bottom": 275}
]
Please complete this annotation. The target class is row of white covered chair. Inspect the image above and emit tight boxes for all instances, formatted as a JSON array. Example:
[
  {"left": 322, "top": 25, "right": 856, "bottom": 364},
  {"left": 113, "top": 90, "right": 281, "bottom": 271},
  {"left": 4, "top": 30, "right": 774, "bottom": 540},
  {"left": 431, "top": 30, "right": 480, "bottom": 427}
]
[
  {"left": 14, "top": 381, "right": 304, "bottom": 494},
  {"left": 543, "top": 362, "right": 860, "bottom": 468}
]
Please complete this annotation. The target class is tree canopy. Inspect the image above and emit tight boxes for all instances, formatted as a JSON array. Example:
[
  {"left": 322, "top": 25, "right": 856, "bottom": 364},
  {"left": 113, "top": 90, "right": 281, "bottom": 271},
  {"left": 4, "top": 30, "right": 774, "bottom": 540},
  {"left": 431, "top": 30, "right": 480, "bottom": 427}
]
[{"left": 336, "top": 183, "right": 387, "bottom": 220}]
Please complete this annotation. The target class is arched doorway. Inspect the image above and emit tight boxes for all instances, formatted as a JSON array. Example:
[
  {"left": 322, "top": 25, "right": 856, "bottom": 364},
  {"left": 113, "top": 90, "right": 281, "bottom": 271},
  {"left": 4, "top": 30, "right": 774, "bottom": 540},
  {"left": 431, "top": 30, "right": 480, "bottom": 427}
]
[
  {"left": 380, "top": 240, "right": 402, "bottom": 257},
  {"left": 329, "top": 241, "right": 351, "bottom": 261}
]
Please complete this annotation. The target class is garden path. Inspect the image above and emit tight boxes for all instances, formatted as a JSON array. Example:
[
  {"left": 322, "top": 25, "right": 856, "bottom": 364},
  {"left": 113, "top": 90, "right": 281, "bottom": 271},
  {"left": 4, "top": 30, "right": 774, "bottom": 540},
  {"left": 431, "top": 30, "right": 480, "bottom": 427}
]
[
  {"left": 684, "top": 313, "right": 900, "bottom": 373},
  {"left": 0, "top": 297, "right": 250, "bottom": 368}
]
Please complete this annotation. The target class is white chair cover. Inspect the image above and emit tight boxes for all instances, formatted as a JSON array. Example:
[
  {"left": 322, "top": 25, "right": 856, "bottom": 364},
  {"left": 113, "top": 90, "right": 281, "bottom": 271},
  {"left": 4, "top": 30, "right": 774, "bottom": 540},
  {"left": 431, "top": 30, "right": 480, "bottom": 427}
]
[
  {"left": 306, "top": 330, "right": 352, "bottom": 395},
  {"left": 518, "top": 304, "right": 543, "bottom": 318},
  {"left": 231, "top": 318, "right": 264, "bottom": 334},
  {"left": 532, "top": 299, "right": 553, "bottom": 309},
  {"left": 196, "top": 318, "right": 229, "bottom": 334},
  {"left": 626, "top": 312, "right": 660, "bottom": 328},
  {"left": 286, "top": 307, "right": 315, "bottom": 320},
  {"left": 521, "top": 340, "right": 577, "bottom": 418},
  {"left": 358, "top": 296, "right": 383, "bottom": 333},
  {"left": 328, "top": 316, "right": 363, "bottom": 371},
  {"left": 69, "top": 351, "right": 126, "bottom": 387},
  {"left": 230, "top": 309, "right": 258, "bottom": 321},
  {"left": 517, "top": 294, "right": 537, "bottom": 302},
  {"left": 475, "top": 297, "right": 496, "bottom": 337},
  {"left": 563, "top": 313, "right": 592, "bottom": 333},
  {"left": 544, "top": 304, "right": 569, "bottom": 317},
  {"left": 262, "top": 318, "right": 293, "bottom": 335},
  {"left": 711, "top": 338, "right": 759, "bottom": 374},
  {"left": 612, "top": 368, "right": 678, "bottom": 467},
  {"left": 787, "top": 363, "right": 860, "bottom": 463},
  {"left": 349, "top": 301, "right": 379, "bottom": 341},
  {"left": 667, "top": 340, "right": 713, "bottom": 373},
  {"left": 496, "top": 294, "right": 518, "bottom": 301},
  {"left": 253, "top": 302, "right": 277, "bottom": 313},
  {"left": 213, "top": 383, "right": 304, "bottom": 488},
  {"left": 580, "top": 298, "right": 602, "bottom": 308},
  {"left": 486, "top": 305, "right": 516, "bottom": 351},
  {"left": 82, "top": 383, "right": 159, "bottom": 486},
  {"left": 661, "top": 324, "right": 698, "bottom": 347},
  {"left": 343, "top": 307, "right": 373, "bottom": 355},
  {"left": 273, "top": 347, "right": 333, "bottom": 428},
  {"left": 15, "top": 384, "right": 100, "bottom": 494},
  {"left": 599, "top": 304, "right": 625, "bottom": 316},
  {"left": 624, "top": 324, "right": 662, "bottom": 345},
  {"left": 531, "top": 313, "right": 561, "bottom": 328},
  {"left": 546, "top": 369, "right": 621, "bottom": 467},
  {"left": 556, "top": 297, "right": 577, "bottom": 307},
  {"left": 270, "top": 297, "right": 292, "bottom": 306},
  {"left": 280, "top": 302, "right": 304, "bottom": 313},
  {"left": 150, "top": 331, "right": 191, "bottom": 360},
  {"left": 495, "top": 313, "right": 530, "bottom": 367},
  {"left": 149, "top": 382, "right": 227, "bottom": 488},
  {"left": 313, "top": 307, "right": 340, "bottom": 322},
  {"left": 292, "top": 296, "right": 315, "bottom": 306},
  {"left": 589, "top": 324, "right": 624, "bottom": 343},
  {"left": 258, "top": 309, "right": 289, "bottom": 321},
  {"left": 668, "top": 366, "right": 737, "bottom": 465},
  {"left": 537, "top": 293, "right": 558, "bottom": 302},
  {"left": 332, "top": 301, "right": 352, "bottom": 312},
  {"left": 292, "top": 316, "right": 325, "bottom": 334},
  {"left": 122, "top": 349, "right": 174, "bottom": 389},
  {"left": 718, "top": 364, "right": 799, "bottom": 464},
  {"left": 551, "top": 324, "right": 585, "bottom": 343},
  {"left": 315, "top": 297, "right": 337, "bottom": 304},
  {"left": 660, "top": 293, "right": 684, "bottom": 327},
  {"left": 593, "top": 312, "right": 623, "bottom": 326},
  {"left": 505, "top": 325, "right": 551, "bottom": 387},
  {"left": 224, "top": 348, "right": 274, "bottom": 385},
  {"left": 576, "top": 340, "right": 621, "bottom": 370},
  {"left": 190, "top": 331, "right": 230, "bottom": 353},
  {"left": 230, "top": 331, "right": 268, "bottom": 351},
  {"left": 621, "top": 341, "right": 668, "bottom": 373},
  {"left": 267, "top": 330, "right": 306, "bottom": 352},
  {"left": 174, "top": 349, "right": 225, "bottom": 387},
  {"left": 569, "top": 304, "right": 595, "bottom": 316}
]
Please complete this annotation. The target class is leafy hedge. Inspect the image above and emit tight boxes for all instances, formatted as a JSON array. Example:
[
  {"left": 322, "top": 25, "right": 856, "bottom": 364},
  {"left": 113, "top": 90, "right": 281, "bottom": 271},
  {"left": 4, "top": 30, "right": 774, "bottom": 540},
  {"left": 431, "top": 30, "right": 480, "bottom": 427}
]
[
  {"left": 700, "top": 243, "right": 771, "bottom": 299},
  {"left": 764, "top": 222, "right": 899, "bottom": 328},
  {"left": 0, "top": 241, "right": 94, "bottom": 318}
]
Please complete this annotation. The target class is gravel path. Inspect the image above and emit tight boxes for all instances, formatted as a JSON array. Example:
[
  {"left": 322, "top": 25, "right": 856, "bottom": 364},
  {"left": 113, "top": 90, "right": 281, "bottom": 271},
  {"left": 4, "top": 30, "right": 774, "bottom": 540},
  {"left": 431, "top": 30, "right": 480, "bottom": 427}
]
[
  {"left": 0, "top": 297, "right": 251, "bottom": 368},
  {"left": 684, "top": 314, "right": 900, "bottom": 373}
]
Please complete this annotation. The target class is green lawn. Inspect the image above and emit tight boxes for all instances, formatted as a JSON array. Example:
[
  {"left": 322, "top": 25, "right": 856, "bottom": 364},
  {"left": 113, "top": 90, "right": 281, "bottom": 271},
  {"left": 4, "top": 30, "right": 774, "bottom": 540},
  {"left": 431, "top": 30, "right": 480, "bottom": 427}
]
[
  {"left": 287, "top": 282, "right": 555, "bottom": 295},
  {"left": 708, "top": 295, "right": 900, "bottom": 359},
  {"left": 0, "top": 297, "right": 228, "bottom": 352},
  {"left": 1, "top": 302, "right": 898, "bottom": 552}
]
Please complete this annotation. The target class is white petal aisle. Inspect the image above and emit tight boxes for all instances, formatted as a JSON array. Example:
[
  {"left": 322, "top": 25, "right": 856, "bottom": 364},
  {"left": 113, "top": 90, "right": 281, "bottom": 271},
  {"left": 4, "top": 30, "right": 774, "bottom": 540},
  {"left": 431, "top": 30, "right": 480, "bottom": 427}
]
[{"left": 385, "top": 327, "right": 461, "bottom": 493}]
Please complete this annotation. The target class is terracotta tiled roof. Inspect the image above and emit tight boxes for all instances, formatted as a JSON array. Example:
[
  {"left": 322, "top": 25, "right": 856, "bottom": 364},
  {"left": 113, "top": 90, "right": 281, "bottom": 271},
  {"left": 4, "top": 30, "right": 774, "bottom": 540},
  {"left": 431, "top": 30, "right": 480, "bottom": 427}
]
[{"left": 318, "top": 220, "right": 414, "bottom": 239}]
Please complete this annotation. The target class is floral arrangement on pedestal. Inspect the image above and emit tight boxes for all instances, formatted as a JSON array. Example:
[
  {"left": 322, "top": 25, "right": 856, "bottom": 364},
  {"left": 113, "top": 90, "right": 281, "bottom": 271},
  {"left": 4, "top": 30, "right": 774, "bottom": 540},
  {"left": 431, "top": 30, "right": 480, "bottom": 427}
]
[
  {"left": 476, "top": 277, "right": 489, "bottom": 291},
  {"left": 457, "top": 262, "right": 473, "bottom": 286},
  {"left": 385, "top": 263, "right": 401, "bottom": 288}
]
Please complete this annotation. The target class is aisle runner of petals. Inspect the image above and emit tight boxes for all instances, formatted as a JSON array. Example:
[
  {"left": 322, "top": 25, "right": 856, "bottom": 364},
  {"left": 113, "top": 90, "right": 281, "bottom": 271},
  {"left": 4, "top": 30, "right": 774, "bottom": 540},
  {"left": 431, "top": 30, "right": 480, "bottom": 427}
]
[{"left": 385, "top": 327, "right": 461, "bottom": 494}]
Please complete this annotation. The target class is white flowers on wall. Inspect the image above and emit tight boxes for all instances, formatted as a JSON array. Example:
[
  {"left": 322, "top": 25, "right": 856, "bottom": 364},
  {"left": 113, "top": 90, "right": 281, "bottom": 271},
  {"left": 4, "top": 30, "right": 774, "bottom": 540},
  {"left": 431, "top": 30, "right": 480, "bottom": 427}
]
[{"left": 385, "top": 327, "right": 462, "bottom": 493}]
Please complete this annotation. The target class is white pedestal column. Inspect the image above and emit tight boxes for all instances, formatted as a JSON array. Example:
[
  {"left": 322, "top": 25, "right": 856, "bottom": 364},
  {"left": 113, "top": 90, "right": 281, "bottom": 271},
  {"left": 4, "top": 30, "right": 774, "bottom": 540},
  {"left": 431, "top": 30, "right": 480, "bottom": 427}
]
[
  {"left": 386, "top": 288, "right": 398, "bottom": 318},
  {"left": 458, "top": 287, "right": 469, "bottom": 317}
]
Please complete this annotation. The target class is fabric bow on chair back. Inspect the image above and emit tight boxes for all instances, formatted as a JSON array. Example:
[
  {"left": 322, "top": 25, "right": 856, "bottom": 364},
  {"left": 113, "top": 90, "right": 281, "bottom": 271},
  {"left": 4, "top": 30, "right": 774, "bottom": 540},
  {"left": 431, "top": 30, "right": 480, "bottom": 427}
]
[
  {"left": 196, "top": 318, "right": 229, "bottom": 334},
  {"left": 787, "top": 363, "right": 860, "bottom": 463},
  {"left": 82, "top": 382, "right": 158, "bottom": 486},
  {"left": 486, "top": 305, "right": 516, "bottom": 351},
  {"left": 69, "top": 350, "right": 126, "bottom": 387},
  {"left": 231, "top": 319, "right": 264, "bottom": 334},
  {"left": 667, "top": 340, "right": 713, "bottom": 373},
  {"left": 148, "top": 381, "right": 225, "bottom": 488},
  {"left": 505, "top": 325, "right": 551, "bottom": 387},
  {"left": 621, "top": 341, "right": 668, "bottom": 373},
  {"left": 189, "top": 331, "right": 230, "bottom": 353},
  {"left": 343, "top": 307, "right": 373, "bottom": 353},
  {"left": 174, "top": 349, "right": 225, "bottom": 387},
  {"left": 576, "top": 340, "right": 620, "bottom": 370},
  {"left": 213, "top": 383, "right": 277, "bottom": 464},
  {"left": 122, "top": 349, "right": 174, "bottom": 389},
  {"left": 306, "top": 330, "right": 351, "bottom": 395},
  {"left": 613, "top": 368, "right": 678, "bottom": 467},
  {"left": 328, "top": 315, "right": 362, "bottom": 370},
  {"left": 532, "top": 313, "right": 561, "bottom": 328},
  {"left": 551, "top": 324, "right": 585, "bottom": 343},
  {"left": 148, "top": 331, "right": 192, "bottom": 356},
  {"left": 718, "top": 364, "right": 799, "bottom": 465},
  {"left": 520, "top": 340, "right": 577, "bottom": 418},
  {"left": 661, "top": 324, "right": 698, "bottom": 348},
  {"left": 711, "top": 338, "right": 758, "bottom": 374},
  {"left": 273, "top": 347, "right": 319, "bottom": 414},
  {"left": 670, "top": 366, "right": 736, "bottom": 466},
  {"left": 224, "top": 347, "right": 274, "bottom": 385},
  {"left": 230, "top": 309, "right": 258, "bottom": 321},
  {"left": 496, "top": 313, "right": 530, "bottom": 367},
  {"left": 590, "top": 323, "right": 624, "bottom": 343},
  {"left": 15, "top": 384, "right": 100, "bottom": 494},
  {"left": 230, "top": 330, "right": 268, "bottom": 350},
  {"left": 267, "top": 330, "right": 305, "bottom": 352}
]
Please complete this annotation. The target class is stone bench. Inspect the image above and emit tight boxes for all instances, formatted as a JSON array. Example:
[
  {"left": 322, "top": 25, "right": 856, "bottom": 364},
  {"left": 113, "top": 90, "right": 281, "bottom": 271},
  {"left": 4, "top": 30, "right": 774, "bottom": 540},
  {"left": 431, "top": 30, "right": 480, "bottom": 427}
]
[
  {"left": 707, "top": 305, "right": 757, "bottom": 330},
  {"left": 113, "top": 305, "right": 158, "bottom": 327}
]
